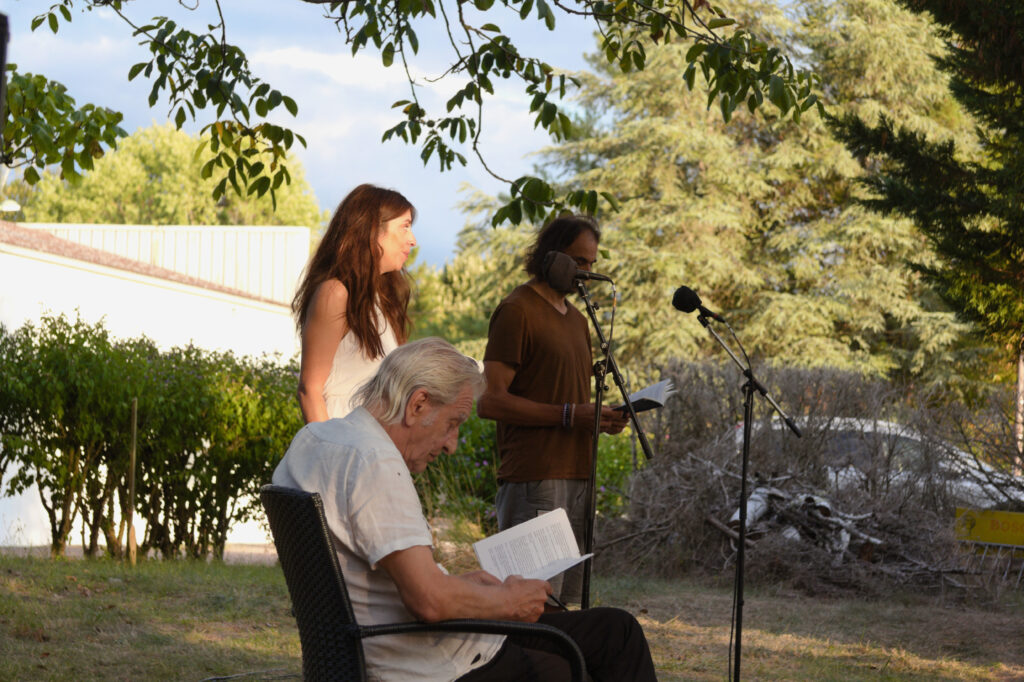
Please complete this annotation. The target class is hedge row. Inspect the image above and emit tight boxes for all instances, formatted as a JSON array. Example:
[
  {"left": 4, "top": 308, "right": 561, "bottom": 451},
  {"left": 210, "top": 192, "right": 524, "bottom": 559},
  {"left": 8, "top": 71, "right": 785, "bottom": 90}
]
[{"left": 0, "top": 313, "right": 302, "bottom": 559}]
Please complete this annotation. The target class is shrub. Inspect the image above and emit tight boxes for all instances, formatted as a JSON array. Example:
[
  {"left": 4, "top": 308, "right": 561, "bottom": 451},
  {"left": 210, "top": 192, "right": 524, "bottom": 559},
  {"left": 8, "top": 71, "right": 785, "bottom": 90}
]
[{"left": 0, "top": 313, "right": 301, "bottom": 559}]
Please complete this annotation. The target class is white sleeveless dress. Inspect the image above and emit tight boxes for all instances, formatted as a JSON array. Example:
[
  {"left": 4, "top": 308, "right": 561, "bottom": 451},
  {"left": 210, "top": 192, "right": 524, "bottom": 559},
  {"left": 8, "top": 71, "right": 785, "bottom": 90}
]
[{"left": 322, "top": 309, "right": 399, "bottom": 419}]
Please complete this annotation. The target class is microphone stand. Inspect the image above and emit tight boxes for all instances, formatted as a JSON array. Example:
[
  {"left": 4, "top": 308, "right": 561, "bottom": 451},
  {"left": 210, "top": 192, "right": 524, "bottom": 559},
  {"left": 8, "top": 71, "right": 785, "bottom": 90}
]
[
  {"left": 693, "top": 312, "right": 800, "bottom": 682},
  {"left": 576, "top": 279, "right": 655, "bottom": 609}
]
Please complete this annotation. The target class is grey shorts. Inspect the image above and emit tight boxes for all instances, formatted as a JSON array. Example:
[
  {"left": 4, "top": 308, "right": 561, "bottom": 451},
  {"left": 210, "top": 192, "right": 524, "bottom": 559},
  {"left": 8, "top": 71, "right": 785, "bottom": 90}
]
[{"left": 495, "top": 479, "right": 588, "bottom": 603}]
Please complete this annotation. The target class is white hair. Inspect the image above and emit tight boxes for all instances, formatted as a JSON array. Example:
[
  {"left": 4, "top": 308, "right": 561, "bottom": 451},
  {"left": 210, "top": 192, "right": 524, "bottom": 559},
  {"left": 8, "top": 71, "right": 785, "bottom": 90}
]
[{"left": 354, "top": 337, "right": 485, "bottom": 425}]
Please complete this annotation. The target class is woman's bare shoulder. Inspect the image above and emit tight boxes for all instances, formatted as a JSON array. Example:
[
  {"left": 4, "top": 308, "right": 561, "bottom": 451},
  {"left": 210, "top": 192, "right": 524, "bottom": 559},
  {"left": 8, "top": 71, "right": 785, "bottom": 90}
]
[{"left": 310, "top": 278, "right": 349, "bottom": 316}]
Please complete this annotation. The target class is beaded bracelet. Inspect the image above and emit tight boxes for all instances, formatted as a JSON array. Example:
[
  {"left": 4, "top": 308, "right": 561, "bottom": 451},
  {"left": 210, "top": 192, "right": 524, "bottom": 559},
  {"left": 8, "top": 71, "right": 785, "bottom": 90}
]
[{"left": 561, "top": 402, "right": 572, "bottom": 429}]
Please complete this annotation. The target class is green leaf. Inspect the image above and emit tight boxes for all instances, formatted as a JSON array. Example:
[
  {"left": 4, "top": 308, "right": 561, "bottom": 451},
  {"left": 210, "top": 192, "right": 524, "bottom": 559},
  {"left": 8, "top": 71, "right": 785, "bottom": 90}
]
[
  {"left": 248, "top": 176, "right": 271, "bottom": 197},
  {"left": 707, "top": 17, "right": 736, "bottom": 29},
  {"left": 382, "top": 43, "right": 395, "bottom": 67},
  {"left": 683, "top": 64, "right": 697, "bottom": 90},
  {"left": 60, "top": 155, "right": 77, "bottom": 180},
  {"left": 768, "top": 75, "right": 786, "bottom": 110},
  {"left": 600, "top": 192, "right": 620, "bottom": 212},
  {"left": 685, "top": 43, "right": 706, "bottom": 63},
  {"left": 48, "top": 13, "right": 59, "bottom": 34},
  {"left": 200, "top": 158, "right": 217, "bottom": 179},
  {"left": 540, "top": 102, "right": 556, "bottom": 127},
  {"left": 509, "top": 199, "right": 522, "bottom": 224},
  {"left": 128, "top": 63, "right": 147, "bottom": 81},
  {"left": 282, "top": 95, "right": 298, "bottom": 117},
  {"left": 24, "top": 167, "right": 40, "bottom": 184}
]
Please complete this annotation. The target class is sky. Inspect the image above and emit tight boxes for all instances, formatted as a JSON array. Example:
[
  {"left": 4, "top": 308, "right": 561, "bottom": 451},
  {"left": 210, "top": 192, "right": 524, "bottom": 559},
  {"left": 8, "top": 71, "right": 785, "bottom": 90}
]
[{"left": 1, "top": 0, "right": 598, "bottom": 266}]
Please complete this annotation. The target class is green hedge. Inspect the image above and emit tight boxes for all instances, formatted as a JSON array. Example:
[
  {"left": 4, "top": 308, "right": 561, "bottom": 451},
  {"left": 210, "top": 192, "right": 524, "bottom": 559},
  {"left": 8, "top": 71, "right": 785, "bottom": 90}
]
[{"left": 0, "top": 313, "right": 301, "bottom": 559}]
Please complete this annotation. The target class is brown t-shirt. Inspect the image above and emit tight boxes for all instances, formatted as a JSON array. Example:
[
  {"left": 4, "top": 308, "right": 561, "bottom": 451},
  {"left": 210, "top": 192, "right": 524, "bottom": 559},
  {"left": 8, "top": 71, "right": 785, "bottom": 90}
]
[{"left": 484, "top": 284, "right": 593, "bottom": 482}]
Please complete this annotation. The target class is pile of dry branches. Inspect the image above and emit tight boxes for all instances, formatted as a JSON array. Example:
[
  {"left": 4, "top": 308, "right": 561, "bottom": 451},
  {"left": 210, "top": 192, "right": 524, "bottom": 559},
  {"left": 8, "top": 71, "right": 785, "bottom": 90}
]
[{"left": 596, "top": 362, "right": 1022, "bottom": 596}]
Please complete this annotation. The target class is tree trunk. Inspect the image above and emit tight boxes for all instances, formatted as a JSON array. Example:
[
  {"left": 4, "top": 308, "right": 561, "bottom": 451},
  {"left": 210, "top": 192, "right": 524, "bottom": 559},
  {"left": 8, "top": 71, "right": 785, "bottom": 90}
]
[{"left": 1016, "top": 334, "right": 1023, "bottom": 468}]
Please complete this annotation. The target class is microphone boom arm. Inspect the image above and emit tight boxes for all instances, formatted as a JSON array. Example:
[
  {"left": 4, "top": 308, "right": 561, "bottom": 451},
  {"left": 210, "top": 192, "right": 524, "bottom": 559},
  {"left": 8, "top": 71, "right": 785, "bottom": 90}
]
[{"left": 698, "top": 314, "right": 801, "bottom": 437}]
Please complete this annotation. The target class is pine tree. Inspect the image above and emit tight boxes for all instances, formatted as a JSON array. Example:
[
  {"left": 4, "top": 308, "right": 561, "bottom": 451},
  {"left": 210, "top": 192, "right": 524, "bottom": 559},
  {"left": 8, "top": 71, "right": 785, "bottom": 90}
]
[{"left": 829, "top": 0, "right": 1024, "bottom": 453}]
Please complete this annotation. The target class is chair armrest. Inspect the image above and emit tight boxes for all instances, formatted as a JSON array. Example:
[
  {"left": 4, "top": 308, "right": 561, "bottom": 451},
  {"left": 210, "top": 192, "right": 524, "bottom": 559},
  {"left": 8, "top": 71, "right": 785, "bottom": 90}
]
[{"left": 358, "top": 619, "right": 586, "bottom": 682}]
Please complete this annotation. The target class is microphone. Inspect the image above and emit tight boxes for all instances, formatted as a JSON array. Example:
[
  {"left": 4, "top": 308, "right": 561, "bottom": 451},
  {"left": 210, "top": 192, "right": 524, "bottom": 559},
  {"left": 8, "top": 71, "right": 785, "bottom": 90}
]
[
  {"left": 543, "top": 251, "right": 613, "bottom": 292},
  {"left": 672, "top": 285, "right": 726, "bottom": 323}
]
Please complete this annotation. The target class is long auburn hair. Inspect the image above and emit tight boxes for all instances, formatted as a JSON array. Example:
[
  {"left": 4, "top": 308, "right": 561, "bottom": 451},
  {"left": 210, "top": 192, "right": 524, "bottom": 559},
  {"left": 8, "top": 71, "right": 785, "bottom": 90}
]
[{"left": 292, "top": 184, "right": 414, "bottom": 359}]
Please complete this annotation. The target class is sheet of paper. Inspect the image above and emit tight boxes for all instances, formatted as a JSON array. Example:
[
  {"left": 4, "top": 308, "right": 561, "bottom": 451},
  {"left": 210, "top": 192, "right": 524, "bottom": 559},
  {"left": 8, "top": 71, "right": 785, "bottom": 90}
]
[
  {"left": 473, "top": 508, "right": 592, "bottom": 581},
  {"left": 522, "top": 554, "right": 593, "bottom": 581}
]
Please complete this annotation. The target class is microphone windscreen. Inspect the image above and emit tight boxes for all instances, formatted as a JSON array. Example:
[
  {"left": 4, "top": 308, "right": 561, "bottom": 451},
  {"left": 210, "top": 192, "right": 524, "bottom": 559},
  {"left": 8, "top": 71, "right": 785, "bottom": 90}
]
[
  {"left": 543, "top": 251, "right": 576, "bottom": 293},
  {"left": 672, "top": 286, "right": 702, "bottom": 313}
]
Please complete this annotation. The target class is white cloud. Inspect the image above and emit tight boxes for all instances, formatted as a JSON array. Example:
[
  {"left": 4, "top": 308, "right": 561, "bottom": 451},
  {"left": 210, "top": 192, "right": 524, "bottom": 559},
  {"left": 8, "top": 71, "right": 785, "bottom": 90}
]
[{"left": 252, "top": 47, "right": 425, "bottom": 91}]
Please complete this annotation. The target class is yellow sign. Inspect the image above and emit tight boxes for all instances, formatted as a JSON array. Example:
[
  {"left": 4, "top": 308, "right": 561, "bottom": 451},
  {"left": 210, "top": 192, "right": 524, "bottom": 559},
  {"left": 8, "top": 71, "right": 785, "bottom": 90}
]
[{"left": 955, "top": 507, "right": 1024, "bottom": 546}]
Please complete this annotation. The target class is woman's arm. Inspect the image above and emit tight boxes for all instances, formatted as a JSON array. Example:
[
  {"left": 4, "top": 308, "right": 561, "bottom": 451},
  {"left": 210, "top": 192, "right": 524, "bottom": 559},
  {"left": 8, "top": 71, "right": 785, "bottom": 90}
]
[{"left": 297, "top": 279, "right": 350, "bottom": 423}]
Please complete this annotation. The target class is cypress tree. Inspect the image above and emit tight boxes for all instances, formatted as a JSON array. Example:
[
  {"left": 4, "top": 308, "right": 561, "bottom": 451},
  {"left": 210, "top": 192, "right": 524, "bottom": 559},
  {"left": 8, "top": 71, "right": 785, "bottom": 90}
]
[{"left": 829, "top": 0, "right": 1024, "bottom": 451}]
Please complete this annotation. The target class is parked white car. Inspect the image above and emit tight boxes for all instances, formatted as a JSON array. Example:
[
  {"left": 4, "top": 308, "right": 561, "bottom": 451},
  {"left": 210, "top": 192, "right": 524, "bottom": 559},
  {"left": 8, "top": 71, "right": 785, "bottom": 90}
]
[{"left": 731, "top": 417, "right": 1021, "bottom": 509}]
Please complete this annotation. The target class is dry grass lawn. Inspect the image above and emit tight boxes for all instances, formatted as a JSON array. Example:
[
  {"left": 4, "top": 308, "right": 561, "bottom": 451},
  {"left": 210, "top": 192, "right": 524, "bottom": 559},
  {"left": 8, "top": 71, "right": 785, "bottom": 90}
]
[
  {"left": 2, "top": 549, "right": 1023, "bottom": 681},
  {"left": 597, "top": 574, "right": 1024, "bottom": 681}
]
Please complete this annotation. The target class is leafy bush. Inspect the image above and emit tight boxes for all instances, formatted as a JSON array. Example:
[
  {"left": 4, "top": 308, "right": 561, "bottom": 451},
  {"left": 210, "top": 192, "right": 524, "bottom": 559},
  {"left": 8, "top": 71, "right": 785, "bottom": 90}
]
[
  {"left": 0, "top": 313, "right": 301, "bottom": 559},
  {"left": 416, "top": 409, "right": 499, "bottom": 533}
]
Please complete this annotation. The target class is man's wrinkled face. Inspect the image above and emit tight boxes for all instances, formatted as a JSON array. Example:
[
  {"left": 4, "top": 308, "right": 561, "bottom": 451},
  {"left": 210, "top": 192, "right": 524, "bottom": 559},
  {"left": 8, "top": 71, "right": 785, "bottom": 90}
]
[{"left": 403, "top": 384, "right": 474, "bottom": 474}]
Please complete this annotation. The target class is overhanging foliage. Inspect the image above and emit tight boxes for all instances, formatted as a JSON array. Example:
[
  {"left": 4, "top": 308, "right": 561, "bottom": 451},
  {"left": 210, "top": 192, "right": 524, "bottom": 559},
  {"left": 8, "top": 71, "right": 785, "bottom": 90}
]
[{"left": 5, "top": 0, "right": 821, "bottom": 224}]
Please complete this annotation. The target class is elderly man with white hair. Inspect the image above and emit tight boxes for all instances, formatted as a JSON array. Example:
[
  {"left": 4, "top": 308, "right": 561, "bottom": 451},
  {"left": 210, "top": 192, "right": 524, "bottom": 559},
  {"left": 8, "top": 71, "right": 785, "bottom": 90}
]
[{"left": 273, "top": 337, "right": 657, "bottom": 681}]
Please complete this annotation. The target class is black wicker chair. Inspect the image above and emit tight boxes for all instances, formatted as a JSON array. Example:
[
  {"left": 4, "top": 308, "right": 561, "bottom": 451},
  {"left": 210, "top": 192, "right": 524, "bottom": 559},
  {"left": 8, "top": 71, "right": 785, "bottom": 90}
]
[{"left": 260, "top": 484, "right": 587, "bottom": 681}]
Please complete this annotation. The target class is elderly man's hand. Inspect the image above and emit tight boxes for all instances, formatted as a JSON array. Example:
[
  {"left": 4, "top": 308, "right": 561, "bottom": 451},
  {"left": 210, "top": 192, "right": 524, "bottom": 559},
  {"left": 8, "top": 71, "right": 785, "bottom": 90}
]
[
  {"left": 460, "top": 570, "right": 502, "bottom": 587},
  {"left": 502, "top": 575, "right": 551, "bottom": 622}
]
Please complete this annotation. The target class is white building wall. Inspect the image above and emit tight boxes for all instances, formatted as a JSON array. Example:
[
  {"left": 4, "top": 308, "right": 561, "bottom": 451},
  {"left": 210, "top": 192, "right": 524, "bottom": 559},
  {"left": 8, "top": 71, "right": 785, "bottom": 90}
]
[
  {"left": 21, "top": 223, "right": 310, "bottom": 306},
  {"left": 0, "top": 241, "right": 302, "bottom": 547}
]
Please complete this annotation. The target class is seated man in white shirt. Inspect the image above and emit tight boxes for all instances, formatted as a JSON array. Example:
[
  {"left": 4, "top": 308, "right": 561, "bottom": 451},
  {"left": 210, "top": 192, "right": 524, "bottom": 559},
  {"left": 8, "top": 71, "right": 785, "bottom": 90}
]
[{"left": 273, "top": 337, "right": 657, "bottom": 681}]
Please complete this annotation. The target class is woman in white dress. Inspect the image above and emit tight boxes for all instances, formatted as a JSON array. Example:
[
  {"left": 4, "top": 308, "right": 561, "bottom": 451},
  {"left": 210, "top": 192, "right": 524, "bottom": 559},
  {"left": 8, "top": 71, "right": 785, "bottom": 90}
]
[{"left": 292, "top": 184, "right": 417, "bottom": 422}]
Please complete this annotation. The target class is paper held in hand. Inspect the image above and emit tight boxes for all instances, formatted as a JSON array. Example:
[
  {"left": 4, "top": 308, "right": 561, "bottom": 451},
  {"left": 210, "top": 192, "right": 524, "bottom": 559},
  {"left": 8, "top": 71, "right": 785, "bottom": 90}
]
[
  {"left": 613, "top": 378, "right": 676, "bottom": 413},
  {"left": 473, "top": 508, "right": 592, "bottom": 581}
]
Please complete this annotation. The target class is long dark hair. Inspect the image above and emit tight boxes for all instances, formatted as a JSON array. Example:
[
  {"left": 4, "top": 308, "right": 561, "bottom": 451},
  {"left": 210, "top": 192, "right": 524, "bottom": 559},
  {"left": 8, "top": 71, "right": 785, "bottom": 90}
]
[
  {"left": 292, "top": 184, "right": 415, "bottom": 359},
  {"left": 524, "top": 214, "right": 601, "bottom": 278}
]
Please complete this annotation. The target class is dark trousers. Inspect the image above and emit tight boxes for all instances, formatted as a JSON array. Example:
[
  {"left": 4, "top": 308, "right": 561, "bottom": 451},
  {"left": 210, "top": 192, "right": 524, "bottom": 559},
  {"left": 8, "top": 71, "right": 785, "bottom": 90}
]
[
  {"left": 456, "top": 607, "right": 658, "bottom": 681},
  {"left": 495, "top": 479, "right": 588, "bottom": 603}
]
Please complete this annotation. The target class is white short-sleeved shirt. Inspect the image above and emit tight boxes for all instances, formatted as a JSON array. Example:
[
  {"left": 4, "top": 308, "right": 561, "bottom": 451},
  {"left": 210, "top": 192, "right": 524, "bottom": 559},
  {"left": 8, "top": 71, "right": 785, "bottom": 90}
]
[{"left": 272, "top": 408, "right": 504, "bottom": 681}]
